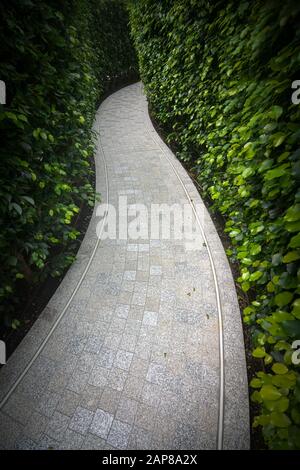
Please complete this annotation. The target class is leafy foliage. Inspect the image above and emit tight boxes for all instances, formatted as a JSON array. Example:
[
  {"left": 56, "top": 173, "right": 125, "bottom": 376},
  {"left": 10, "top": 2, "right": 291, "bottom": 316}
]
[
  {"left": 129, "top": 0, "right": 300, "bottom": 449},
  {"left": 0, "top": 0, "right": 137, "bottom": 327}
]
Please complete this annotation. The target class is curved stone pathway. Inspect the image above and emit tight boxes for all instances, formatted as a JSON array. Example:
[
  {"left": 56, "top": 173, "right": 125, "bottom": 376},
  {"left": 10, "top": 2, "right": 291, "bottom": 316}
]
[{"left": 0, "top": 83, "right": 249, "bottom": 450}]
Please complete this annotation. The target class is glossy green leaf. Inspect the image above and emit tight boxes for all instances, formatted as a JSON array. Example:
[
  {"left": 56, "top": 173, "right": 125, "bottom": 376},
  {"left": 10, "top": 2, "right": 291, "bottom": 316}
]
[
  {"left": 283, "top": 251, "right": 300, "bottom": 263},
  {"left": 281, "top": 320, "right": 300, "bottom": 338},
  {"left": 289, "top": 233, "right": 300, "bottom": 249},
  {"left": 260, "top": 385, "right": 282, "bottom": 401},
  {"left": 275, "top": 292, "right": 293, "bottom": 307},
  {"left": 272, "top": 363, "right": 288, "bottom": 375},
  {"left": 270, "top": 412, "right": 291, "bottom": 428},
  {"left": 253, "top": 347, "right": 266, "bottom": 358}
]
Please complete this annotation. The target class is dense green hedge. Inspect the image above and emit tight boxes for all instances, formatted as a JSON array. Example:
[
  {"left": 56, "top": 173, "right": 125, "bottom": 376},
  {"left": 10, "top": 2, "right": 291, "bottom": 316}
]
[
  {"left": 129, "top": 0, "right": 300, "bottom": 449},
  {"left": 0, "top": 0, "right": 137, "bottom": 328}
]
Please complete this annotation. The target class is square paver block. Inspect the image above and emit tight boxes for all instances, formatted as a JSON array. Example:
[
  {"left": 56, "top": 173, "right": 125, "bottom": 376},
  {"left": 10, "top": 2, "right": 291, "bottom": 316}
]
[
  {"left": 108, "top": 367, "right": 128, "bottom": 391},
  {"left": 23, "top": 412, "right": 49, "bottom": 442},
  {"left": 84, "top": 335, "right": 103, "bottom": 354},
  {"left": 139, "top": 244, "right": 149, "bottom": 253},
  {"left": 145, "top": 297, "right": 160, "bottom": 312},
  {"left": 101, "top": 309, "right": 114, "bottom": 323},
  {"left": 47, "top": 371, "right": 69, "bottom": 393},
  {"left": 120, "top": 334, "right": 137, "bottom": 352},
  {"left": 36, "top": 433, "right": 59, "bottom": 450},
  {"left": 77, "top": 352, "right": 97, "bottom": 373},
  {"left": 114, "top": 350, "right": 134, "bottom": 371},
  {"left": 124, "top": 319, "right": 142, "bottom": 336},
  {"left": 67, "top": 370, "right": 89, "bottom": 394},
  {"left": 89, "top": 409, "right": 114, "bottom": 439},
  {"left": 110, "top": 317, "right": 126, "bottom": 333},
  {"left": 104, "top": 332, "right": 122, "bottom": 350},
  {"left": 80, "top": 384, "right": 103, "bottom": 411},
  {"left": 123, "top": 374, "right": 144, "bottom": 400},
  {"left": 96, "top": 347, "right": 116, "bottom": 369},
  {"left": 67, "top": 334, "right": 87, "bottom": 355},
  {"left": 129, "top": 305, "right": 144, "bottom": 321},
  {"left": 69, "top": 406, "right": 94, "bottom": 435},
  {"left": 107, "top": 420, "right": 132, "bottom": 450},
  {"left": 98, "top": 388, "right": 121, "bottom": 414},
  {"left": 124, "top": 271, "right": 136, "bottom": 281},
  {"left": 38, "top": 391, "right": 60, "bottom": 418},
  {"left": 45, "top": 411, "right": 70, "bottom": 441},
  {"left": 59, "top": 429, "right": 84, "bottom": 450},
  {"left": 15, "top": 435, "right": 36, "bottom": 450},
  {"left": 132, "top": 292, "right": 146, "bottom": 306},
  {"left": 173, "top": 422, "right": 199, "bottom": 450},
  {"left": 81, "top": 433, "right": 106, "bottom": 450},
  {"left": 146, "top": 363, "right": 169, "bottom": 386},
  {"left": 57, "top": 390, "right": 80, "bottom": 417},
  {"left": 116, "top": 397, "right": 138, "bottom": 425},
  {"left": 134, "top": 281, "right": 148, "bottom": 294},
  {"left": 158, "top": 390, "right": 181, "bottom": 418},
  {"left": 150, "top": 265, "right": 162, "bottom": 276},
  {"left": 135, "top": 403, "right": 156, "bottom": 432},
  {"left": 118, "top": 291, "right": 132, "bottom": 305},
  {"left": 127, "top": 244, "right": 138, "bottom": 252},
  {"left": 88, "top": 365, "right": 109, "bottom": 388},
  {"left": 136, "top": 271, "right": 149, "bottom": 281},
  {"left": 116, "top": 304, "right": 130, "bottom": 319},
  {"left": 128, "top": 426, "right": 152, "bottom": 450},
  {"left": 130, "top": 356, "right": 149, "bottom": 378},
  {"left": 143, "top": 311, "right": 158, "bottom": 327},
  {"left": 135, "top": 340, "right": 152, "bottom": 361},
  {"left": 124, "top": 260, "right": 137, "bottom": 271},
  {"left": 141, "top": 382, "right": 162, "bottom": 407},
  {"left": 153, "top": 416, "right": 178, "bottom": 448},
  {"left": 122, "top": 280, "right": 135, "bottom": 293}
]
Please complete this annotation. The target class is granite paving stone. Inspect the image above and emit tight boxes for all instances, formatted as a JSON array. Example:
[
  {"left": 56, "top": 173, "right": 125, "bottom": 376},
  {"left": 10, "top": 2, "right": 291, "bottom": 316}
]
[
  {"left": 107, "top": 419, "right": 132, "bottom": 450},
  {"left": 69, "top": 406, "right": 94, "bottom": 435},
  {"left": 36, "top": 433, "right": 59, "bottom": 450},
  {"left": 108, "top": 367, "right": 128, "bottom": 391},
  {"left": 128, "top": 426, "right": 152, "bottom": 450},
  {"left": 59, "top": 429, "right": 84, "bottom": 450},
  {"left": 67, "top": 370, "right": 90, "bottom": 394},
  {"left": 88, "top": 365, "right": 109, "bottom": 389},
  {"left": 81, "top": 433, "right": 106, "bottom": 450},
  {"left": 89, "top": 409, "right": 114, "bottom": 439},
  {"left": 114, "top": 350, "right": 134, "bottom": 371},
  {"left": 96, "top": 347, "right": 116, "bottom": 369},
  {"left": 135, "top": 403, "right": 157, "bottom": 432},
  {"left": 23, "top": 411, "right": 49, "bottom": 442},
  {"left": 37, "top": 390, "right": 60, "bottom": 418},
  {"left": 15, "top": 435, "right": 36, "bottom": 450},
  {"left": 142, "top": 310, "right": 158, "bottom": 327},
  {"left": 56, "top": 390, "right": 81, "bottom": 417},
  {"left": 116, "top": 396, "right": 138, "bottom": 425},
  {"left": 45, "top": 411, "right": 70, "bottom": 441},
  {"left": 115, "top": 304, "right": 130, "bottom": 319},
  {"left": 98, "top": 388, "right": 121, "bottom": 414}
]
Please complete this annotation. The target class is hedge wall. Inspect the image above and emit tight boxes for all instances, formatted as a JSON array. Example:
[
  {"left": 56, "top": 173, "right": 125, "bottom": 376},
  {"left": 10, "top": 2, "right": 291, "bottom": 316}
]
[
  {"left": 129, "top": 0, "right": 300, "bottom": 449},
  {"left": 0, "top": 0, "right": 137, "bottom": 328}
]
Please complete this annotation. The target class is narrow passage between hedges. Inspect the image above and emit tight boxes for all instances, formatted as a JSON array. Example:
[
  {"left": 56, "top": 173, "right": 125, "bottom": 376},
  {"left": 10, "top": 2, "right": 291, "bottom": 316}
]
[{"left": 0, "top": 83, "right": 249, "bottom": 450}]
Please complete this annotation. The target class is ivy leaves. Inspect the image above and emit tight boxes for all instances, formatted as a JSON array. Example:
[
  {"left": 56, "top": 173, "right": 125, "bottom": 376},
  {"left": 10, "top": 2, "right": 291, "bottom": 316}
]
[{"left": 0, "top": 0, "right": 136, "bottom": 326}]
